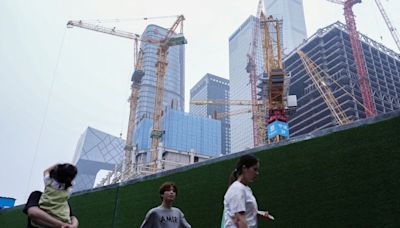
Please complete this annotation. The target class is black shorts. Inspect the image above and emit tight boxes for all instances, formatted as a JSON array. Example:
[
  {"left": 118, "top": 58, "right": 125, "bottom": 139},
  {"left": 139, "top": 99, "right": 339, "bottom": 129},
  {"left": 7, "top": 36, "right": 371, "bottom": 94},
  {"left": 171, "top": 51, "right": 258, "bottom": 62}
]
[{"left": 23, "top": 191, "right": 74, "bottom": 228}]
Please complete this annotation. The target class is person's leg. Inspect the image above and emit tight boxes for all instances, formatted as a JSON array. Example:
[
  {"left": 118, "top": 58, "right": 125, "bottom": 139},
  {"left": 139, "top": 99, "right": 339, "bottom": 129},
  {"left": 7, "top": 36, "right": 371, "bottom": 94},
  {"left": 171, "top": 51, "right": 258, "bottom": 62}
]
[{"left": 27, "top": 206, "right": 67, "bottom": 227}]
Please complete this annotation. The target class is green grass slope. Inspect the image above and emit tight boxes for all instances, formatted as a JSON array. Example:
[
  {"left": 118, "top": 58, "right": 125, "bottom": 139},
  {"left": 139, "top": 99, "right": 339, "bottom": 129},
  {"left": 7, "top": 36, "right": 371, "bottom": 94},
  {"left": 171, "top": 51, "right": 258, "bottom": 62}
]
[{"left": 1, "top": 116, "right": 400, "bottom": 227}]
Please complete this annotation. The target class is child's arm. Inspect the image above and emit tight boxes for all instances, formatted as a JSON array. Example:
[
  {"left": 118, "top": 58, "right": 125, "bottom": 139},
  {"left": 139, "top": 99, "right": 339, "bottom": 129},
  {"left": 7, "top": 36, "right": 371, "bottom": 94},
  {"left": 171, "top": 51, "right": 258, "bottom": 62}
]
[{"left": 43, "top": 164, "right": 58, "bottom": 177}]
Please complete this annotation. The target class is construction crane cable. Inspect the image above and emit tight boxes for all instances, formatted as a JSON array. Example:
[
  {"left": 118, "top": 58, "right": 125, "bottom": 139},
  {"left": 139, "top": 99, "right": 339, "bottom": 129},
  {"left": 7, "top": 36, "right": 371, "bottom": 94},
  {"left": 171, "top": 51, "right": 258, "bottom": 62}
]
[
  {"left": 118, "top": 76, "right": 129, "bottom": 139},
  {"left": 374, "top": 0, "right": 400, "bottom": 51},
  {"left": 24, "top": 28, "right": 68, "bottom": 201},
  {"left": 372, "top": 2, "right": 385, "bottom": 41}
]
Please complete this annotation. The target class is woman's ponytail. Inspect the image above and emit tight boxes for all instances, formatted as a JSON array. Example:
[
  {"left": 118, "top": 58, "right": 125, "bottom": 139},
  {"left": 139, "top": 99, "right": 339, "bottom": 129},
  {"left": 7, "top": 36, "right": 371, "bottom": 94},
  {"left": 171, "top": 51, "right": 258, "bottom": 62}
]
[{"left": 228, "top": 154, "right": 259, "bottom": 186}]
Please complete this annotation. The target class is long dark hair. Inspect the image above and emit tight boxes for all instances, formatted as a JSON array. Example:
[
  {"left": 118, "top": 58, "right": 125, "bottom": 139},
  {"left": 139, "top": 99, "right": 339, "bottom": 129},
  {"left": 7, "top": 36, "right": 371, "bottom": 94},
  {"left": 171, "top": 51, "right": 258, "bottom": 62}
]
[
  {"left": 50, "top": 163, "right": 77, "bottom": 189},
  {"left": 228, "top": 154, "right": 259, "bottom": 185}
]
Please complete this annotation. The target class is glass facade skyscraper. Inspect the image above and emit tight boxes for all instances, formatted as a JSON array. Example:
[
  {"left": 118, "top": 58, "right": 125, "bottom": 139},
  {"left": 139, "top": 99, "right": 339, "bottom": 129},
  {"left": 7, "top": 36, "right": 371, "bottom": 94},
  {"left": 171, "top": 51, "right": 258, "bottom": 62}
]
[
  {"left": 72, "top": 127, "right": 125, "bottom": 192},
  {"left": 190, "top": 73, "right": 230, "bottom": 154},
  {"left": 229, "top": 16, "right": 264, "bottom": 153},
  {"left": 264, "top": 0, "right": 307, "bottom": 54},
  {"left": 134, "top": 110, "right": 221, "bottom": 157},
  {"left": 136, "top": 24, "right": 185, "bottom": 122}
]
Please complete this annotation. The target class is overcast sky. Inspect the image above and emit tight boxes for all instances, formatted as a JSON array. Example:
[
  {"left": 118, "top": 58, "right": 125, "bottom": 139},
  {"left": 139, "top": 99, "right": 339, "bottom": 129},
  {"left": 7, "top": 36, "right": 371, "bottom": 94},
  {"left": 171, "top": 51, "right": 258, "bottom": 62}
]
[{"left": 1, "top": 0, "right": 399, "bottom": 206}]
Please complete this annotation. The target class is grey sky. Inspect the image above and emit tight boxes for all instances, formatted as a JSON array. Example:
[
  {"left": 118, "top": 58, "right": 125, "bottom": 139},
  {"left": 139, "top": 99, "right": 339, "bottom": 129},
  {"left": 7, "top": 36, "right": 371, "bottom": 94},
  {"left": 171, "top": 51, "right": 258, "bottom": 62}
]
[{"left": 1, "top": 0, "right": 398, "bottom": 205}]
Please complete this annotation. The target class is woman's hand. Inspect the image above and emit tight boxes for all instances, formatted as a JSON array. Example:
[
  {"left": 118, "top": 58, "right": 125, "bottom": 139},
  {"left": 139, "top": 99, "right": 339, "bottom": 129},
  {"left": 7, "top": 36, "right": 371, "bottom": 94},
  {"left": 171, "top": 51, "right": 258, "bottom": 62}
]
[
  {"left": 233, "top": 212, "right": 248, "bottom": 228},
  {"left": 43, "top": 163, "right": 59, "bottom": 176}
]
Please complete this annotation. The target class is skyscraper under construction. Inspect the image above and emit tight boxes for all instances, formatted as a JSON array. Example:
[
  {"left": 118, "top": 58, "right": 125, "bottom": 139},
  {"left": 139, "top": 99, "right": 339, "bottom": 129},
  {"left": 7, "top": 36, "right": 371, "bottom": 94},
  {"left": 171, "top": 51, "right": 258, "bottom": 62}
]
[
  {"left": 135, "top": 24, "right": 185, "bottom": 125},
  {"left": 286, "top": 21, "right": 400, "bottom": 137}
]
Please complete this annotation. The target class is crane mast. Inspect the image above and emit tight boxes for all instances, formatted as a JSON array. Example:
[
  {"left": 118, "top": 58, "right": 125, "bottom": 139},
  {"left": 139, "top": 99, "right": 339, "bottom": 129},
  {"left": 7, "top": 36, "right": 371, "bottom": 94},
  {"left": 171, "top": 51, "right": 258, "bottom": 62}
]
[
  {"left": 193, "top": 9, "right": 291, "bottom": 144},
  {"left": 246, "top": 0, "right": 264, "bottom": 146},
  {"left": 122, "top": 46, "right": 144, "bottom": 180},
  {"left": 327, "top": 0, "right": 376, "bottom": 117},
  {"left": 149, "top": 15, "right": 186, "bottom": 172},
  {"left": 260, "top": 13, "right": 288, "bottom": 143},
  {"left": 374, "top": 0, "right": 400, "bottom": 52}
]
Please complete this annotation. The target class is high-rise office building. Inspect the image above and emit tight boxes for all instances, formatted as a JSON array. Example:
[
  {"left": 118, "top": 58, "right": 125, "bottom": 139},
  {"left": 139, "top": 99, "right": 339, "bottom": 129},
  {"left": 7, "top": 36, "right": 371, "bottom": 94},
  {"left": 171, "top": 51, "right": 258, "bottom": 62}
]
[
  {"left": 229, "top": 16, "right": 264, "bottom": 153},
  {"left": 286, "top": 21, "right": 400, "bottom": 137},
  {"left": 72, "top": 127, "right": 125, "bottom": 192},
  {"left": 134, "top": 110, "right": 221, "bottom": 157},
  {"left": 190, "top": 73, "right": 230, "bottom": 154},
  {"left": 136, "top": 24, "right": 185, "bottom": 122},
  {"left": 264, "top": 0, "right": 307, "bottom": 54}
]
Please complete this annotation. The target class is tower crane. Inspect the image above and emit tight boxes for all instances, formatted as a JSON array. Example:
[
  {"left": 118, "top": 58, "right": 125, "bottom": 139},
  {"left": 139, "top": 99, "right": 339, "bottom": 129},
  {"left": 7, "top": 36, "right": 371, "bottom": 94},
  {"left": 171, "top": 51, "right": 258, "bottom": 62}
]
[
  {"left": 326, "top": 0, "right": 376, "bottom": 117},
  {"left": 122, "top": 47, "right": 144, "bottom": 180},
  {"left": 246, "top": 0, "right": 264, "bottom": 146},
  {"left": 67, "top": 15, "right": 186, "bottom": 177},
  {"left": 149, "top": 15, "right": 186, "bottom": 172},
  {"left": 67, "top": 20, "right": 145, "bottom": 180},
  {"left": 67, "top": 20, "right": 141, "bottom": 39},
  {"left": 193, "top": 18, "right": 294, "bottom": 145},
  {"left": 260, "top": 13, "right": 288, "bottom": 143},
  {"left": 374, "top": 0, "right": 400, "bottom": 52},
  {"left": 297, "top": 51, "right": 352, "bottom": 125}
]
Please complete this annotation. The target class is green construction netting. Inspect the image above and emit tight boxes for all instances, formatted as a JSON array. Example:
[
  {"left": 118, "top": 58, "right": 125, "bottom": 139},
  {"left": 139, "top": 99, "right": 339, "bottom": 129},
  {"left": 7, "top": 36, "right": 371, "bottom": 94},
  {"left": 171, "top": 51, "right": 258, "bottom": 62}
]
[{"left": 1, "top": 116, "right": 400, "bottom": 227}]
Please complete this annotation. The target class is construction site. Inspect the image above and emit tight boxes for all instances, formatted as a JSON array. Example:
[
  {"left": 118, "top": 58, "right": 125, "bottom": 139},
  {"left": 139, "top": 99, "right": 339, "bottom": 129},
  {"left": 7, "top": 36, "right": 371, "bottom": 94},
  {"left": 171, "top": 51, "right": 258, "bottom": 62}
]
[
  {"left": 1, "top": 0, "right": 400, "bottom": 227},
  {"left": 29, "top": 0, "right": 400, "bottom": 194},
  {"left": 67, "top": 3, "right": 297, "bottom": 190},
  {"left": 80, "top": 0, "right": 400, "bottom": 184}
]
